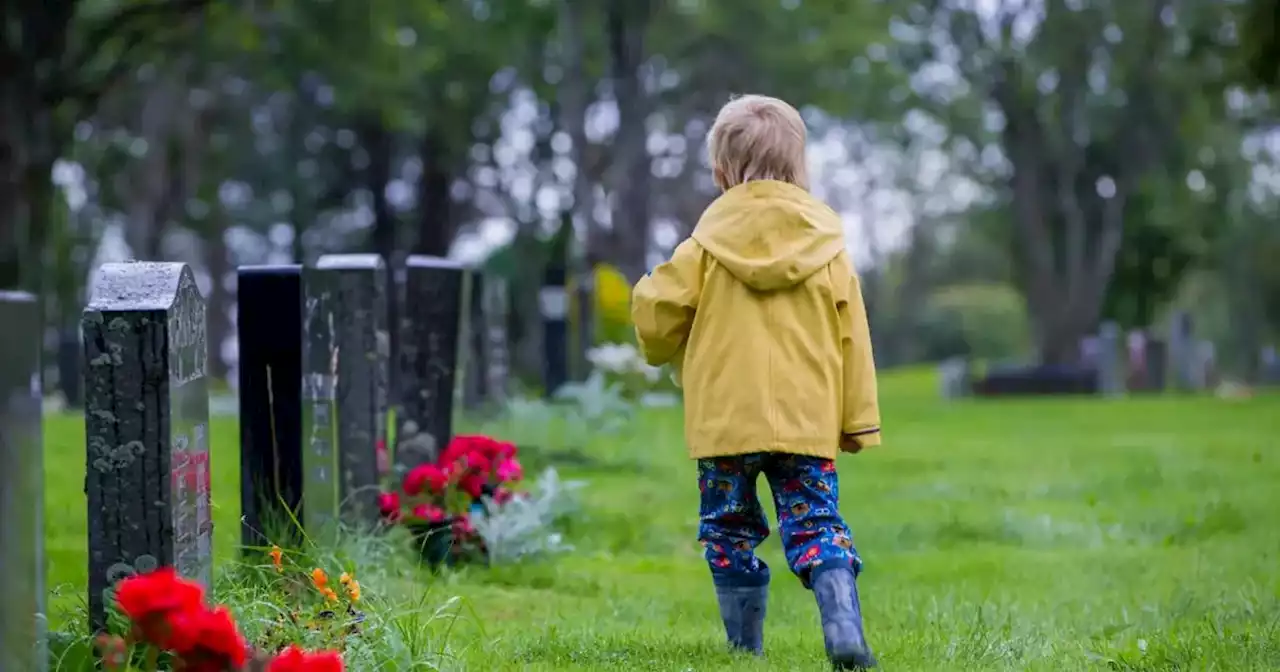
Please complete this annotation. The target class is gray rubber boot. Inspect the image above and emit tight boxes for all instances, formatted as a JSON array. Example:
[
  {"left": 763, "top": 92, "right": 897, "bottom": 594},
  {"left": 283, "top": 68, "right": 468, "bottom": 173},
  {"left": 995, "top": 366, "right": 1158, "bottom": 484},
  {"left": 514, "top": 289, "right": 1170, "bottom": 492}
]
[
  {"left": 811, "top": 567, "right": 877, "bottom": 669},
  {"left": 714, "top": 583, "right": 768, "bottom": 655}
]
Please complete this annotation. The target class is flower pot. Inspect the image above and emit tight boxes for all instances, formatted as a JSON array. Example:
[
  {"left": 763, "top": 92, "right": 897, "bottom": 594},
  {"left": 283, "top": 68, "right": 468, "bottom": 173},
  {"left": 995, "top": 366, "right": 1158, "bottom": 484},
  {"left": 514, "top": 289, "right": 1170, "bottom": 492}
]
[{"left": 407, "top": 520, "right": 456, "bottom": 569}]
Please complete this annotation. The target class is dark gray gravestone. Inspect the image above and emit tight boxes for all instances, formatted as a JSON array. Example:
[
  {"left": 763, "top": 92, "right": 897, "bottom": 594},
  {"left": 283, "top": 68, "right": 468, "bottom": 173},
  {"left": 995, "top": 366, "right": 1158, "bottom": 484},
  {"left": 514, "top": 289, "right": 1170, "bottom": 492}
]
[
  {"left": 397, "top": 256, "right": 469, "bottom": 475},
  {"left": 0, "top": 292, "right": 47, "bottom": 670},
  {"left": 302, "top": 255, "right": 388, "bottom": 529},
  {"left": 237, "top": 265, "right": 303, "bottom": 550},
  {"left": 1168, "top": 311, "right": 1194, "bottom": 392},
  {"left": 462, "top": 271, "right": 487, "bottom": 412},
  {"left": 1097, "top": 322, "right": 1123, "bottom": 398},
  {"left": 481, "top": 275, "right": 511, "bottom": 407},
  {"left": 82, "top": 263, "right": 212, "bottom": 631}
]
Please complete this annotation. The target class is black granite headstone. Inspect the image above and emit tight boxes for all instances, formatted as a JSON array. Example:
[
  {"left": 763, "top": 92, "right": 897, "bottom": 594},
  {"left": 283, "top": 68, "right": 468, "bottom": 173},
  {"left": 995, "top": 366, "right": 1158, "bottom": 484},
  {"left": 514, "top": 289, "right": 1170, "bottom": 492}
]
[
  {"left": 237, "top": 265, "right": 303, "bottom": 549},
  {"left": 542, "top": 265, "right": 569, "bottom": 396},
  {"left": 302, "top": 254, "right": 388, "bottom": 529},
  {"left": 0, "top": 292, "right": 47, "bottom": 670},
  {"left": 82, "top": 262, "right": 212, "bottom": 631},
  {"left": 397, "top": 256, "right": 468, "bottom": 475},
  {"left": 481, "top": 275, "right": 511, "bottom": 407}
]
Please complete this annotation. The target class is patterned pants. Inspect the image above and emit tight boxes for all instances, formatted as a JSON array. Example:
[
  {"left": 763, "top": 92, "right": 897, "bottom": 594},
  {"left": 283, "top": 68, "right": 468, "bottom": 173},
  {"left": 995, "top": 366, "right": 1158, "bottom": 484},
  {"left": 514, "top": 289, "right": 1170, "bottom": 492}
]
[{"left": 698, "top": 453, "right": 862, "bottom": 589}]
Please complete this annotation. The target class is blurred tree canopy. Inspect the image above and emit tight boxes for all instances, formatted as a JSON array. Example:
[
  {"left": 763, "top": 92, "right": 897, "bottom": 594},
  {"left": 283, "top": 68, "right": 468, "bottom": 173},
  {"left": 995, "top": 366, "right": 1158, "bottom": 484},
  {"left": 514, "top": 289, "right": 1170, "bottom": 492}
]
[{"left": 3, "top": 0, "right": 1279, "bottom": 386}]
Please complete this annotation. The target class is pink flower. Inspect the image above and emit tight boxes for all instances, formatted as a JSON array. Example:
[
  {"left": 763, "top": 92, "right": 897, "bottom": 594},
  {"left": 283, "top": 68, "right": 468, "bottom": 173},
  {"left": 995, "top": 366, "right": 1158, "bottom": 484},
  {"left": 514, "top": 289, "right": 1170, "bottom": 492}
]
[
  {"left": 377, "top": 492, "right": 401, "bottom": 521},
  {"left": 492, "top": 487, "right": 514, "bottom": 505},
  {"left": 496, "top": 458, "right": 523, "bottom": 483},
  {"left": 404, "top": 464, "right": 450, "bottom": 496},
  {"left": 411, "top": 504, "right": 447, "bottom": 523}
]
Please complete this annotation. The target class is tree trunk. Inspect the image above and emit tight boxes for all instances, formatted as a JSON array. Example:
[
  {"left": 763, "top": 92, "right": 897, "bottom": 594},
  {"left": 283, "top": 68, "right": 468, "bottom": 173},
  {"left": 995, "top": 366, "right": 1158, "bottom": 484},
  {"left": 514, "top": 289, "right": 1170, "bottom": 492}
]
[
  {"left": 205, "top": 225, "right": 231, "bottom": 382},
  {"left": 414, "top": 132, "right": 455, "bottom": 257},
  {"left": 604, "top": 0, "right": 657, "bottom": 282}
]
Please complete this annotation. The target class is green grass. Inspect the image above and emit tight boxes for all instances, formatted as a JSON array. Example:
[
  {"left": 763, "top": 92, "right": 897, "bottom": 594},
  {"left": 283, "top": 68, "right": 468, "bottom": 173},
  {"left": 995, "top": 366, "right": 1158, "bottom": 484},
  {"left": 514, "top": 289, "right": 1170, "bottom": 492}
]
[{"left": 44, "top": 369, "right": 1280, "bottom": 670}]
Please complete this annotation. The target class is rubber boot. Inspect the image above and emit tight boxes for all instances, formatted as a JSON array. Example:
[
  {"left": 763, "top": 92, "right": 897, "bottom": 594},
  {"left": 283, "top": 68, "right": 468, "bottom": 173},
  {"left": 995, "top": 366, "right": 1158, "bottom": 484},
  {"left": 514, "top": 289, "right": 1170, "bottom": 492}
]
[
  {"left": 714, "top": 583, "right": 767, "bottom": 655},
  {"left": 811, "top": 567, "right": 877, "bottom": 669}
]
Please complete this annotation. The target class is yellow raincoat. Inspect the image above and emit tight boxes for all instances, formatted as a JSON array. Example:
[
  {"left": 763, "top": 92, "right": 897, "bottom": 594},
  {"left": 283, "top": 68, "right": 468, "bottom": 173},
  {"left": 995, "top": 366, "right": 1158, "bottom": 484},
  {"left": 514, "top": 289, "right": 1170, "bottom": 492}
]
[{"left": 632, "top": 180, "right": 880, "bottom": 460}]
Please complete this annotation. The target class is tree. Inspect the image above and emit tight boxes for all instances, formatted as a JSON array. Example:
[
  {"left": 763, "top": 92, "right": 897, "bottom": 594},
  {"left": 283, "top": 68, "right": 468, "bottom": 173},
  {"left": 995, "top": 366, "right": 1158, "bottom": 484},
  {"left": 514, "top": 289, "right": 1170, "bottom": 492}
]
[
  {"left": 894, "top": 0, "right": 1238, "bottom": 363},
  {"left": 0, "top": 0, "right": 213, "bottom": 291}
]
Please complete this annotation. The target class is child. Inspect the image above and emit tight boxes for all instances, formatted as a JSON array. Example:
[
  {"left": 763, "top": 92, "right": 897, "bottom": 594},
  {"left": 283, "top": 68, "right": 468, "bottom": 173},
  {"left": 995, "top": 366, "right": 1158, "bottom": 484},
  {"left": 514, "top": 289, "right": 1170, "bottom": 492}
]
[{"left": 631, "top": 94, "right": 881, "bottom": 669}]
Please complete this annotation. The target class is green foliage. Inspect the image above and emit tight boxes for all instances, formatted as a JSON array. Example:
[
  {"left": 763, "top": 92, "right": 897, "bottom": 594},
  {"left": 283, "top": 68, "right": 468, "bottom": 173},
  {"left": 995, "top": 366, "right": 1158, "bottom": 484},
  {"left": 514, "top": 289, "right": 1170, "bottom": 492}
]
[{"left": 918, "top": 283, "right": 1031, "bottom": 362}]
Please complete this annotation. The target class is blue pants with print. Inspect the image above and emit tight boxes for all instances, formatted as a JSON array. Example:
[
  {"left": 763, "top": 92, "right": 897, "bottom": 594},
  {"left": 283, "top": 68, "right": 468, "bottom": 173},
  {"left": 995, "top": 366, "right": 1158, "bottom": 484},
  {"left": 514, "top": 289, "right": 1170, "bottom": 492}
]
[{"left": 698, "top": 453, "right": 862, "bottom": 590}]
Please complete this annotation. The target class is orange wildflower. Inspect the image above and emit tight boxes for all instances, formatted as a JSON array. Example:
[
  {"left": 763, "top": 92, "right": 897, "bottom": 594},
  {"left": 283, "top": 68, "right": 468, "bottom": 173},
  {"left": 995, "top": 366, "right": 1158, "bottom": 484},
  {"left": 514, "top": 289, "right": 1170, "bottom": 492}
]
[
  {"left": 338, "top": 572, "right": 352, "bottom": 585},
  {"left": 310, "top": 568, "right": 328, "bottom": 589},
  {"left": 346, "top": 580, "right": 361, "bottom": 602},
  {"left": 321, "top": 587, "right": 338, "bottom": 603},
  {"left": 269, "top": 546, "right": 283, "bottom": 572}
]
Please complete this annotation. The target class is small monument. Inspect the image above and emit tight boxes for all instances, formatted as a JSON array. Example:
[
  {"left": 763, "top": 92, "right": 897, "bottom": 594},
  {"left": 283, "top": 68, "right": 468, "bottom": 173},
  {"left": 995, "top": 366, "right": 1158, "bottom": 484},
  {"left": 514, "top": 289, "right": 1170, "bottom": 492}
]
[
  {"left": 237, "top": 265, "right": 304, "bottom": 549},
  {"left": 0, "top": 291, "right": 47, "bottom": 670},
  {"left": 82, "top": 262, "right": 212, "bottom": 631},
  {"left": 302, "top": 254, "right": 389, "bottom": 529}
]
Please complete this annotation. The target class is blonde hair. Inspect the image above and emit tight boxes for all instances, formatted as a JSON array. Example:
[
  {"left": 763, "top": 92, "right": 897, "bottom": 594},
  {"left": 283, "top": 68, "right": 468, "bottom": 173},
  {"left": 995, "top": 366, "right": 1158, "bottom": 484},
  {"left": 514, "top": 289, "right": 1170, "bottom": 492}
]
[{"left": 707, "top": 94, "right": 809, "bottom": 191}]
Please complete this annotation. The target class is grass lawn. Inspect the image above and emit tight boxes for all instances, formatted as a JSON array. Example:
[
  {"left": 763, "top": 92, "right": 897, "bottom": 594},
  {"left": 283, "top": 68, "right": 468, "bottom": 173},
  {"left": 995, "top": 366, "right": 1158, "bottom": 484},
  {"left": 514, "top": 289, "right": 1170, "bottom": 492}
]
[{"left": 43, "top": 370, "right": 1280, "bottom": 670}]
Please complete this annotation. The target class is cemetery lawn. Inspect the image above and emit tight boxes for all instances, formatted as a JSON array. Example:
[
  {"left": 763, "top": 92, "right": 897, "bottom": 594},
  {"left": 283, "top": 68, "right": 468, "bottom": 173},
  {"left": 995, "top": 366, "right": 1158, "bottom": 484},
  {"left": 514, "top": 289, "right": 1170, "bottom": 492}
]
[{"left": 42, "top": 370, "right": 1280, "bottom": 671}]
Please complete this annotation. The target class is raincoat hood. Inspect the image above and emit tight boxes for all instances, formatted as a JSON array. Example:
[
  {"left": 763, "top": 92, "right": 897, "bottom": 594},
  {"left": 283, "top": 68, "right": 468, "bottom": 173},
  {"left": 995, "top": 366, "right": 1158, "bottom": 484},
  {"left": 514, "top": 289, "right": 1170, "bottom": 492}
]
[{"left": 691, "top": 180, "right": 846, "bottom": 291}]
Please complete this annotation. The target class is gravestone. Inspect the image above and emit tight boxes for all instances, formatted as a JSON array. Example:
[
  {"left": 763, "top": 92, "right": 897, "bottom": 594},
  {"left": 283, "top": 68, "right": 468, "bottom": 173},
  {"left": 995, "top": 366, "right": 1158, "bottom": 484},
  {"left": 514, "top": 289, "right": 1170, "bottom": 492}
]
[
  {"left": 1096, "top": 322, "right": 1123, "bottom": 397},
  {"left": 301, "top": 254, "right": 388, "bottom": 529},
  {"left": 1261, "top": 346, "right": 1280, "bottom": 386},
  {"left": 1146, "top": 339, "right": 1168, "bottom": 391},
  {"left": 237, "top": 265, "right": 303, "bottom": 549},
  {"left": 1190, "top": 340, "right": 1216, "bottom": 391},
  {"left": 0, "top": 292, "right": 47, "bottom": 670},
  {"left": 58, "top": 329, "right": 83, "bottom": 408},
  {"left": 82, "top": 263, "right": 212, "bottom": 631},
  {"left": 1125, "top": 330, "right": 1149, "bottom": 392},
  {"left": 462, "top": 271, "right": 487, "bottom": 412},
  {"left": 481, "top": 276, "right": 511, "bottom": 407},
  {"left": 937, "top": 357, "right": 970, "bottom": 399},
  {"left": 1168, "top": 311, "right": 1194, "bottom": 391},
  {"left": 398, "top": 256, "right": 469, "bottom": 474},
  {"left": 542, "top": 264, "right": 569, "bottom": 396}
]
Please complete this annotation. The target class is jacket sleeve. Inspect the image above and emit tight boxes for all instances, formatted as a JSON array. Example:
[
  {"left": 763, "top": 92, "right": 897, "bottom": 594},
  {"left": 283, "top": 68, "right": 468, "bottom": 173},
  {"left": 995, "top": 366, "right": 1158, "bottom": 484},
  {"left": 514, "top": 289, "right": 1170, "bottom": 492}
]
[
  {"left": 837, "top": 259, "right": 882, "bottom": 448},
  {"left": 631, "top": 239, "right": 703, "bottom": 367}
]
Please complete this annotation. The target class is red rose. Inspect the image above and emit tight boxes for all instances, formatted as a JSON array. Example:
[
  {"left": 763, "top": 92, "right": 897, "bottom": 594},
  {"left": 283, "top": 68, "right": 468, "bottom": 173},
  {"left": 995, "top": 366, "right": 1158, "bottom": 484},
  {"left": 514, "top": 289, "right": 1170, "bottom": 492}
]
[
  {"left": 459, "top": 472, "right": 487, "bottom": 498},
  {"left": 167, "top": 605, "right": 247, "bottom": 671},
  {"left": 377, "top": 492, "right": 401, "bottom": 521},
  {"left": 411, "top": 504, "right": 447, "bottom": 523},
  {"left": 404, "top": 464, "right": 450, "bottom": 496},
  {"left": 114, "top": 567, "right": 207, "bottom": 647},
  {"left": 452, "top": 516, "right": 475, "bottom": 538},
  {"left": 267, "top": 644, "right": 345, "bottom": 672}
]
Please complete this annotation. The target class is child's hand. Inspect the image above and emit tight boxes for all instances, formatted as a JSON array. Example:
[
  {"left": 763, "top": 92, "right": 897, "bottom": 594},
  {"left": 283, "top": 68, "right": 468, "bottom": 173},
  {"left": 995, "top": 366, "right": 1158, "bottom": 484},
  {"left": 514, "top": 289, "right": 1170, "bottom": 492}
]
[{"left": 839, "top": 434, "right": 864, "bottom": 454}]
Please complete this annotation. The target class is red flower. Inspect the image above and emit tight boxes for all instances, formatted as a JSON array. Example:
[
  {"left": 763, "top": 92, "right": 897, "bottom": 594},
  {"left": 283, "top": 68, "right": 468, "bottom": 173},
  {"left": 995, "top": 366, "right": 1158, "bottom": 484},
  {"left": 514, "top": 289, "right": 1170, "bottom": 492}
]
[
  {"left": 377, "top": 491, "right": 401, "bottom": 521},
  {"left": 452, "top": 516, "right": 475, "bottom": 538},
  {"left": 459, "top": 472, "right": 487, "bottom": 498},
  {"left": 492, "top": 487, "right": 514, "bottom": 505},
  {"left": 375, "top": 438, "right": 389, "bottom": 475},
  {"left": 267, "top": 644, "right": 345, "bottom": 672},
  {"left": 404, "top": 464, "right": 450, "bottom": 496},
  {"left": 167, "top": 605, "right": 247, "bottom": 671},
  {"left": 114, "top": 567, "right": 206, "bottom": 647},
  {"left": 411, "top": 504, "right": 447, "bottom": 523}
]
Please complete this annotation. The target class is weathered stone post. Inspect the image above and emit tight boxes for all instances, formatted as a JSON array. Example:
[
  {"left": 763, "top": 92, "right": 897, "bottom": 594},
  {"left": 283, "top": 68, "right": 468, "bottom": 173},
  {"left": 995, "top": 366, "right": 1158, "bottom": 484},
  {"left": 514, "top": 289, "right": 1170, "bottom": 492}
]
[
  {"left": 0, "top": 291, "right": 47, "bottom": 670},
  {"left": 397, "top": 256, "right": 468, "bottom": 475},
  {"left": 237, "top": 265, "right": 304, "bottom": 549},
  {"left": 302, "top": 254, "right": 389, "bottom": 529},
  {"left": 1097, "top": 321, "right": 1123, "bottom": 398},
  {"left": 481, "top": 275, "right": 511, "bottom": 407},
  {"left": 82, "top": 262, "right": 212, "bottom": 631}
]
